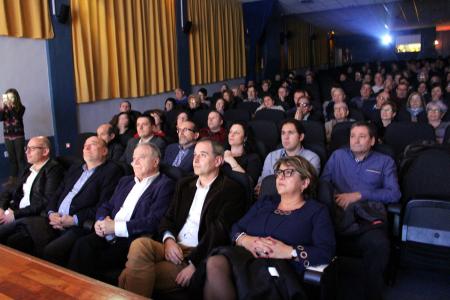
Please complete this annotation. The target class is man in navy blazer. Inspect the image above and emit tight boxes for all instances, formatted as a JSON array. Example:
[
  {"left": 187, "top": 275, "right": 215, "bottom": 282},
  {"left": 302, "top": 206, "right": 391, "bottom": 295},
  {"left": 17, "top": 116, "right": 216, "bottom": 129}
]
[
  {"left": 6, "top": 136, "right": 124, "bottom": 265},
  {"left": 68, "top": 143, "right": 175, "bottom": 279},
  {"left": 163, "top": 120, "right": 199, "bottom": 174}
]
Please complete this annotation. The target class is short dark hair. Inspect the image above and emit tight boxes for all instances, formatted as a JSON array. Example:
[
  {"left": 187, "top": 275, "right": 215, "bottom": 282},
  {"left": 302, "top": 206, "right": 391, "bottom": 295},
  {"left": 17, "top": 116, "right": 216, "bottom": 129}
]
[
  {"left": 351, "top": 121, "right": 376, "bottom": 139},
  {"left": 121, "top": 100, "right": 132, "bottom": 108},
  {"left": 137, "top": 114, "right": 155, "bottom": 126},
  {"left": 280, "top": 119, "right": 305, "bottom": 135},
  {"left": 198, "top": 88, "right": 208, "bottom": 96},
  {"left": 197, "top": 138, "right": 224, "bottom": 157}
]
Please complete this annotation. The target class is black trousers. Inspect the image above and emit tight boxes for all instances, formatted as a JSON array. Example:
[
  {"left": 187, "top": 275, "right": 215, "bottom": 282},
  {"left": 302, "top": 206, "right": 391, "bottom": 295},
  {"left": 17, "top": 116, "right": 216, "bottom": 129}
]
[
  {"left": 68, "top": 233, "right": 131, "bottom": 279},
  {"left": 42, "top": 227, "right": 89, "bottom": 266},
  {"left": 5, "top": 137, "right": 25, "bottom": 177},
  {"left": 337, "top": 228, "right": 390, "bottom": 300}
]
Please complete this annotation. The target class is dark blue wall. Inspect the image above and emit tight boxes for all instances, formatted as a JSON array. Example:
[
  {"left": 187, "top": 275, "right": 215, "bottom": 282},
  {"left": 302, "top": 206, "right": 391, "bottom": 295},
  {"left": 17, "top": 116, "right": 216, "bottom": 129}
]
[{"left": 46, "top": 0, "right": 78, "bottom": 156}]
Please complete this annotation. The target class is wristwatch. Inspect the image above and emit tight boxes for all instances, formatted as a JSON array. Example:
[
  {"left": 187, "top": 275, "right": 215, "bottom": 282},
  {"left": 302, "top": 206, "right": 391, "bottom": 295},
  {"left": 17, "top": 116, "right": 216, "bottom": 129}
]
[{"left": 291, "top": 248, "right": 298, "bottom": 258}]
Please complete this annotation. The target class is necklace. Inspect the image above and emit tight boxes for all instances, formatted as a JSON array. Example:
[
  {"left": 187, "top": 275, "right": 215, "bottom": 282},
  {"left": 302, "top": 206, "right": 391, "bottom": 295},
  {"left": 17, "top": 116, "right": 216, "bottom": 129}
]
[{"left": 273, "top": 209, "right": 292, "bottom": 215}]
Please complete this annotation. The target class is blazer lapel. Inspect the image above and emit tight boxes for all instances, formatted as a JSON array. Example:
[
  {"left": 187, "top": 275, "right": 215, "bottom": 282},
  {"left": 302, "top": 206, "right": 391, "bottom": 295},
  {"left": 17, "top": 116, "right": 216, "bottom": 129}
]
[
  {"left": 199, "top": 174, "right": 223, "bottom": 222},
  {"left": 130, "top": 174, "right": 161, "bottom": 219}
]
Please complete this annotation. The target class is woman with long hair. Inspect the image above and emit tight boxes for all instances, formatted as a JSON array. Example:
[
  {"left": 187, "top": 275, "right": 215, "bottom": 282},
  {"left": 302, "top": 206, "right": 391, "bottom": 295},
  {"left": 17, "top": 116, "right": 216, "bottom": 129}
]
[{"left": 0, "top": 88, "right": 26, "bottom": 187}]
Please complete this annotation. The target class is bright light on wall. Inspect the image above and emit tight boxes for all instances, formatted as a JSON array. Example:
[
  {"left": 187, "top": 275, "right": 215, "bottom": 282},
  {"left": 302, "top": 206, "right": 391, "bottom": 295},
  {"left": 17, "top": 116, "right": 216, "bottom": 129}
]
[
  {"left": 381, "top": 34, "right": 392, "bottom": 46},
  {"left": 434, "top": 40, "right": 439, "bottom": 46}
]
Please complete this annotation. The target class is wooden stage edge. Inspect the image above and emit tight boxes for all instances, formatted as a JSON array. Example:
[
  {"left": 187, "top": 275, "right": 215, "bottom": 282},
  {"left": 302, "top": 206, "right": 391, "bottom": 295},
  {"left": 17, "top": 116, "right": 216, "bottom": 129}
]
[{"left": 0, "top": 245, "right": 147, "bottom": 299}]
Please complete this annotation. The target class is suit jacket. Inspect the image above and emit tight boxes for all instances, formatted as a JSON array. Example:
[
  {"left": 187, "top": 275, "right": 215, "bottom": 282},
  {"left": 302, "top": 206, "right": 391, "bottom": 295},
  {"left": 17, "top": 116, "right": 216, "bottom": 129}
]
[
  {"left": 163, "top": 143, "right": 195, "bottom": 173},
  {"left": 158, "top": 172, "right": 247, "bottom": 266},
  {"left": 0, "top": 159, "right": 64, "bottom": 219},
  {"left": 108, "top": 141, "right": 125, "bottom": 161},
  {"left": 121, "top": 136, "right": 167, "bottom": 164},
  {"left": 96, "top": 174, "right": 174, "bottom": 238},
  {"left": 46, "top": 161, "right": 124, "bottom": 226}
]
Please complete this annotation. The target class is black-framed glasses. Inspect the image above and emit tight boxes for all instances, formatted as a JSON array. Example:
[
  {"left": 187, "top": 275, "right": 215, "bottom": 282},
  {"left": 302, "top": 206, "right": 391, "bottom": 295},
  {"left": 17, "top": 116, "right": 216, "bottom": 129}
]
[
  {"left": 25, "top": 146, "right": 45, "bottom": 151},
  {"left": 274, "top": 168, "right": 296, "bottom": 178},
  {"left": 177, "top": 128, "right": 196, "bottom": 134}
]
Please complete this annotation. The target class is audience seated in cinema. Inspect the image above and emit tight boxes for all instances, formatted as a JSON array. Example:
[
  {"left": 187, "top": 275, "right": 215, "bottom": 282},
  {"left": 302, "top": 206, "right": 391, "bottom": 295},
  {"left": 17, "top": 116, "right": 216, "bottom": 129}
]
[
  {"left": 324, "top": 87, "right": 346, "bottom": 121},
  {"left": 197, "top": 88, "right": 211, "bottom": 108},
  {"left": 0, "top": 136, "right": 64, "bottom": 242},
  {"left": 289, "top": 93, "right": 323, "bottom": 122},
  {"left": 321, "top": 121, "right": 401, "bottom": 300},
  {"left": 376, "top": 101, "right": 397, "bottom": 141},
  {"left": 255, "top": 95, "right": 285, "bottom": 112},
  {"left": 275, "top": 86, "right": 293, "bottom": 111},
  {"left": 187, "top": 94, "right": 206, "bottom": 115},
  {"left": 109, "top": 100, "right": 141, "bottom": 129},
  {"left": 430, "top": 84, "right": 448, "bottom": 106},
  {"left": 203, "top": 156, "right": 335, "bottom": 300},
  {"left": 223, "top": 121, "right": 262, "bottom": 186},
  {"left": 214, "top": 98, "right": 226, "bottom": 115},
  {"left": 199, "top": 110, "right": 227, "bottom": 144},
  {"left": 325, "top": 102, "right": 354, "bottom": 143},
  {"left": 121, "top": 115, "right": 167, "bottom": 165},
  {"left": 212, "top": 84, "right": 228, "bottom": 101},
  {"left": 259, "top": 80, "right": 272, "bottom": 98},
  {"left": 390, "top": 82, "right": 409, "bottom": 109},
  {"left": 426, "top": 100, "right": 449, "bottom": 144},
  {"left": 118, "top": 139, "right": 247, "bottom": 298},
  {"left": 164, "top": 120, "right": 199, "bottom": 174},
  {"left": 372, "top": 72, "right": 385, "bottom": 94},
  {"left": 256, "top": 119, "right": 321, "bottom": 193},
  {"left": 97, "top": 123, "right": 124, "bottom": 161},
  {"left": 113, "top": 112, "right": 137, "bottom": 148},
  {"left": 231, "top": 86, "right": 244, "bottom": 104},
  {"left": 244, "top": 85, "right": 261, "bottom": 104},
  {"left": 223, "top": 89, "right": 240, "bottom": 109},
  {"left": 417, "top": 81, "right": 431, "bottom": 103},
  {"left": 147, "top": 109, "right": 166, "bottom": 138},
  {"left": 7, "top": 136, "right": 123, "bottom": 265},
  {"left": 397, "top": 92, "right": 427, "bottom": 123},
  {"left": 174, "top": 88, "right": 188, "bottom": 108},
  {"left": 164, "top": 98, "right": 176, "bottom": 113},
  {"left": 350, "top": 82, "right": 373, "bottom": 110},
  {"left": 362, "top": 90, "right": 390, "bottom": 123},
  {"left": 68, "top": 143, "right": 175, "bottom": 279}
]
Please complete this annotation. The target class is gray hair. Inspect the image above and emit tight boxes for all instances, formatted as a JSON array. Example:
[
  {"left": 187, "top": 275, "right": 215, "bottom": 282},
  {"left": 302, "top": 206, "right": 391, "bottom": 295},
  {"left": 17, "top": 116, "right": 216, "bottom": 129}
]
[
  {"left": 135, "top": 142, "right": 161, "bottom": 159},
  {"left": 426, "top": 100, "right": 448, "bottom": 114}
]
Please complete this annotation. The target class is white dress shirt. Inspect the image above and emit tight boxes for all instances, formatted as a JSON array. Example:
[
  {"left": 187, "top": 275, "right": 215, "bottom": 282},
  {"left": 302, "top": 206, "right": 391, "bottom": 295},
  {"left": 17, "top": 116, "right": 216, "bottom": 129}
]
[
  {"left": 19, "top": 160, "right": 49, "bottom": 209},
  {"left": 114, "top": 173, "right": 159, "bottom": 237},
  {"left": 163, "top": 176, "right": 218, "bottom": 247}
]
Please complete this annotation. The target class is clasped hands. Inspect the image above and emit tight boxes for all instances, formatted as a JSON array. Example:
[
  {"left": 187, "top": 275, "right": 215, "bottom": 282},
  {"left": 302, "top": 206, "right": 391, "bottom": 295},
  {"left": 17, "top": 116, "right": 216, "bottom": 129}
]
[
  {"left": 94, "top": 216, "right": 115, "bottom": 237},
  {"left": 334, "top": 192, "right": 362, "bottom": 209},
  {"left": 48, "top": 212, "right": 74, "bottom": 230},
  {"left": 163, "top": 238, "right": 196, "bottom": 288},
  {"left": 240, "top": 235, "right": 292, "bottom": 259},
  {"left": 0, "top": 208, "right": 14, "bottom": 224}
]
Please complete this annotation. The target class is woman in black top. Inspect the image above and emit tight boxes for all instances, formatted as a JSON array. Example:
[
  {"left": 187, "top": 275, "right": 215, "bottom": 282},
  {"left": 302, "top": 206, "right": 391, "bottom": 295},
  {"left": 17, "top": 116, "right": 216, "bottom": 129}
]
[{"left": 223, "top": 121, "right": 262, "bottom": 186}]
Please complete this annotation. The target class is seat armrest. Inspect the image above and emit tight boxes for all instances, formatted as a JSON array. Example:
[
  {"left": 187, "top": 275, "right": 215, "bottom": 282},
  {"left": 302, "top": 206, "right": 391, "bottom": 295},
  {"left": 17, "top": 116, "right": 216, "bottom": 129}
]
[
  {"left": 387, "top": 203, "right": 402, "bottom": 237},
  {"left": 304, "top": 264, "right": 328, "bottom": 285},
  {"left": 387, "top": 203, "right": 401, "bottom": 215},
  {"left": 83, "top": 219, "right": 95, "bottom": 231}
]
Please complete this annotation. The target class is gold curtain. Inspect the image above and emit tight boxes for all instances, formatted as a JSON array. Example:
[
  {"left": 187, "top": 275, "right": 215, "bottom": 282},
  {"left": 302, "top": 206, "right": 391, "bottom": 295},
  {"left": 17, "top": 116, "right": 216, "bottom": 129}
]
[
  {"left": 188, "top": 0, "right": 246, "bottom": 85},
  {"left": 312, "top": 29, "right": 328, "bottom": 67},
  {"left": 0, "top": 0, "right": 53, "bottom": 39},
  {"left": 286, "top": 18, "right": 310, "bottom": 70},
  {"left": 71, "top": 0, "right": 178, "bottom": 103}
]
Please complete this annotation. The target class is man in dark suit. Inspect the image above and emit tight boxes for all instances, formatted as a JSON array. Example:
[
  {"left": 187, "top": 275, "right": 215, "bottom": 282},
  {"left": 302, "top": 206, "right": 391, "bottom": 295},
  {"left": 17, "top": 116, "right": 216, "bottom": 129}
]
[
  {"left": 0, "top": 136, "right": 64, "bottom": 241},
  {"left": 68, "top": 143, "right": 174, "bottom": 279},
  {"left": 7, "top": 136, "right": 123, "bottom": 265},
  {"left": 163, "top": 120, "right": 199, "bottom": 173},
  {"left": 97, "top": 123, "right": 124, "bottom": 161},
  {"left": 118, "top": 138, "right": 247, "bottom": 298},
  {"left": 121, "top": 115, "right": 167, "bottom": 166}
]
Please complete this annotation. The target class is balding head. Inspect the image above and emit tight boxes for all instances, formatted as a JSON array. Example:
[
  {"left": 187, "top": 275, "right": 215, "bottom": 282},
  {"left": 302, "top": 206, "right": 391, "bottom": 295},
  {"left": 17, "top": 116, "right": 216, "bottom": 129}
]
[
  {"left": 83, "top": 136, "right": 108, "bottom": 168},
  {"left": 97, "top": 123, "right": 115, "bottom": 144},
  {"left": 25, "top": 136, "right": 51, "bottom": 167}
]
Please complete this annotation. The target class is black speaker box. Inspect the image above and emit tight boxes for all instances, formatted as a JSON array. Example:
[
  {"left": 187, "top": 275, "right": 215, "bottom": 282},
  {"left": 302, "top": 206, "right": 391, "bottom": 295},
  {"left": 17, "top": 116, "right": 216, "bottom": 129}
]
[{"left": 57, "top": 4, "right": 70, "bottom": 24}]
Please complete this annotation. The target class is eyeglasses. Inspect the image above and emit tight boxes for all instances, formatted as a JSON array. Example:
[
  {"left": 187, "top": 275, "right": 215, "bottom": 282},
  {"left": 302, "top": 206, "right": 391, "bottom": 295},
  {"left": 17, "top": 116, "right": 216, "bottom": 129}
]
[
  {"left": 274, "top": 168, "right": 296, "bottom": 178},
  {"left": 177, "top": 128, "right": 196, "bottom": 134},
  {"left": 381, "top": 108, "right": 393, "bottom": 112},
  {"left": 297, "top": 102, "right": 309, "bottom": 107},
  {"left": 25, "top": 146, "right": 45, "bottom": 151},
  {"left": 427, "top": 108, "right": 441, "bottom": 113}
]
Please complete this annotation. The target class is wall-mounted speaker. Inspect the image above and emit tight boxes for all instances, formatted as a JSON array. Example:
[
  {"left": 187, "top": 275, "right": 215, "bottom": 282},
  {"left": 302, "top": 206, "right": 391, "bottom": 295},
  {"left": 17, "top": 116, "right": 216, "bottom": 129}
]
[
  {"left": 182, "top": 21, "right": 192, "bottom": 33},
  {"left": 57, "top": 4, "right": 70, "bottom": 24}
]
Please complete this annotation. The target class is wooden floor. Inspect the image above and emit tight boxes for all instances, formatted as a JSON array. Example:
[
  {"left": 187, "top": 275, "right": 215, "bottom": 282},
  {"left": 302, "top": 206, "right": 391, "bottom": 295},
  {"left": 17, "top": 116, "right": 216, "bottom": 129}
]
[{"left": 0, "top": 245, "right": 146, "bottom": 299}]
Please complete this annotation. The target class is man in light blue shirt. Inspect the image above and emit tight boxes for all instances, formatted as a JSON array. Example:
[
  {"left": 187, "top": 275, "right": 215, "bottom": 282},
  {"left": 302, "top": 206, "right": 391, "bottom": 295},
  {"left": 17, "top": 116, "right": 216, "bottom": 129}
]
[{"left": 255, "top": 119, "right": 321, "bottom": 194}]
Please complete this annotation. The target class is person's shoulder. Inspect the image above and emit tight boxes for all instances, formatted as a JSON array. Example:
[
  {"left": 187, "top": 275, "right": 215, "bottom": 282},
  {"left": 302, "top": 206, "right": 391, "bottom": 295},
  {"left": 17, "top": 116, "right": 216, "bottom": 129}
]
[{"left": 304, "top": 199, "right": 329, "bottom": 215}]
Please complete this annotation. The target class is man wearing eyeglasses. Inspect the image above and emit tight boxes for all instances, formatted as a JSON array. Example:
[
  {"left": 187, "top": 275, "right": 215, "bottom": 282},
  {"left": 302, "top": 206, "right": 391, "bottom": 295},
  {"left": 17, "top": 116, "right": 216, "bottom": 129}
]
[
  {"left": 0, "top": 136, "right": 64, "bottom": 242},
  {"left": 163, "top": 121, "right": 199, "bottom": 173},
  {"left": 288, "top": 93, "right": 323, "bottom": 122}
]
